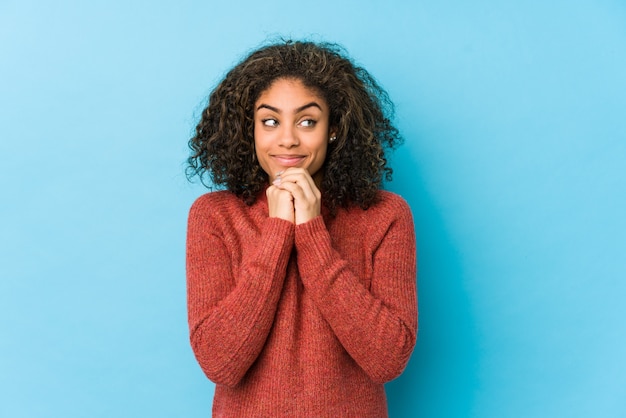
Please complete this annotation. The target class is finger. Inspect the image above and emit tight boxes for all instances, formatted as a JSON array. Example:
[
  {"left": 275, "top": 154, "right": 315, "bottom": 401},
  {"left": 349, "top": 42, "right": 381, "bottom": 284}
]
[
  {"left": 275, "top": 176, "right": 321, "bottom": 224},
  {"left": 266, "top": 185, "right": 295, "bottom": 222},
  {"left": 276, "top": 168, "right": 320, "bottom": 201},
  {"left": 280, "top": 168, "right": 315, "bottom": 187},
  {"left": 274, "top": 179, "right": 307, "bottom": 203}
]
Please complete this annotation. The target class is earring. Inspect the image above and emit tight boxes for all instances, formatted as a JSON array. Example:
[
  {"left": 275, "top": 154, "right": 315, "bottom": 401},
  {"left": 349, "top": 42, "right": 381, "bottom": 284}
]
[{"left": 329, "top": 136, "right": 337, "bottom": 143}]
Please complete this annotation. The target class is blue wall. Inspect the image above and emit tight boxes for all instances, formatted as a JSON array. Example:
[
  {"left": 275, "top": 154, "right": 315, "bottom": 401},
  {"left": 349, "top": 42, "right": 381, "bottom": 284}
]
[{"left": 1, "top": 1, "right": 625, "bottom": 417}]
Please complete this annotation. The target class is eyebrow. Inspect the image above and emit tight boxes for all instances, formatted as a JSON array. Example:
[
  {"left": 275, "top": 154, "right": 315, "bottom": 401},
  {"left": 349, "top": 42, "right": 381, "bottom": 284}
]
[{"left": 256, "top": 101, "right": 323, "bottom": 113}]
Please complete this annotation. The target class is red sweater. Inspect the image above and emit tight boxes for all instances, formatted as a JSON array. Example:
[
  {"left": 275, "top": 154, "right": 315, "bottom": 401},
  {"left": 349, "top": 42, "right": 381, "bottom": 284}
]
[{"left": 186, "top": 189, "right": 417, "bottom": 417}]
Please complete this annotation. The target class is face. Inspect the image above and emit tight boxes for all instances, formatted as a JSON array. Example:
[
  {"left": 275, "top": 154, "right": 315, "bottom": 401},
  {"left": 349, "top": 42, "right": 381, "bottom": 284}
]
[{"left": 254, "top": 78, "right": 333, "bottom": 184}]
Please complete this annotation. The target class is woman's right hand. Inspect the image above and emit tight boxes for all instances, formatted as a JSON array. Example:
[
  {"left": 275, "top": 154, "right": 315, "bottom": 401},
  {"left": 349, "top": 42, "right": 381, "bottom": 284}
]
[{"left": 266, "top": 184, "right": 295, "bottom": 223}]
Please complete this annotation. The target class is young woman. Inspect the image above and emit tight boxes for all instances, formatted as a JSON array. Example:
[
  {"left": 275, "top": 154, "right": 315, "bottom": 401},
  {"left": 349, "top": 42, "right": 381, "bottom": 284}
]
[{"left": 186, "top": 40, "right": 417, "bottom": 417}]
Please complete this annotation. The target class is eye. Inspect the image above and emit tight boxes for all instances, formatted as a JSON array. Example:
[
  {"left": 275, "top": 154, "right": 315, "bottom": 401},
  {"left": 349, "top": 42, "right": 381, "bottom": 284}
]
[
  {"left": 299, "top": 119, "right": 317, "bottom": 128},
  {"left": 262, "top": 118, "right": 278, "bottom": 127}
]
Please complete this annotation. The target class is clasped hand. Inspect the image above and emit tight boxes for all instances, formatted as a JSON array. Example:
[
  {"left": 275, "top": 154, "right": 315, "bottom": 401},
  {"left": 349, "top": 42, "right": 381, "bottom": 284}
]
[{"left": 266, "top": 168, "right": 321, "bottom": 225}]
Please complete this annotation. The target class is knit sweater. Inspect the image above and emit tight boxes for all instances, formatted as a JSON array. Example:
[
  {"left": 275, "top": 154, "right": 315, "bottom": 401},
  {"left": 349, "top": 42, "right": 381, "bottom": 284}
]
[{"left": 186, "top": 188, "right": 417, "bottom": 417}]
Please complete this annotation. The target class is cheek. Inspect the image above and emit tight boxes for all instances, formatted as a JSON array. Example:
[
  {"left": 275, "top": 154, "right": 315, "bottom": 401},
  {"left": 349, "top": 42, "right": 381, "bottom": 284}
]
[
  {"left": 253, "top": 128, "right": 266, "bottom": 156},
  {"left": 311, "top": 144, "right": 328, "bottom": 171},
  {"left": 253, "top": 123, "right": 274, "bottom": 147},
  {"left": 316, "top": 138, "right": 329, "bottom": 160},
  {"left": 253, "top": 134, "right": 271, "bottom": 173}
]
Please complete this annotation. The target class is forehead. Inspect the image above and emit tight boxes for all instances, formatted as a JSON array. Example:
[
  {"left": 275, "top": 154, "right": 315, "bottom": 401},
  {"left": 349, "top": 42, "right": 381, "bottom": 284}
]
[{"left": 255, "top": 78, "right": 326, "bottom": 107}]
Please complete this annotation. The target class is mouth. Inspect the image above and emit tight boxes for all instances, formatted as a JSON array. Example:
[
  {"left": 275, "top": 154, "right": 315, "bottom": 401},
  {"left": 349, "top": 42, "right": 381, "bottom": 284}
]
[{"left": 271, "top": 155, "right": 306, "bottom": 167}]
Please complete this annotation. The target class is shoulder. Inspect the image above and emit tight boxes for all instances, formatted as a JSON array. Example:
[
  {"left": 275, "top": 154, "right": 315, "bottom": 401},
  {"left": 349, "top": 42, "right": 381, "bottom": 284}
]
[
  {"left": 188, "top": 190, "right": 251, "bottom": 224},
  {"left": 332, "top": 191, "right": 413, "bottom": 233},
  {"left": 329, "top": 191, "right": 414, "bottom": 250},
  {"left": 189, "top": 190, "right": 241, "bottom": 213},
  {"left": 188, "top": 189, "right": 268, "bottom": 228},
  {"left": 367, "top": 190, "right": 413, "bottom": 221},
  {"left": 377, "top": 190, "right": 411, "bottom": 210}
]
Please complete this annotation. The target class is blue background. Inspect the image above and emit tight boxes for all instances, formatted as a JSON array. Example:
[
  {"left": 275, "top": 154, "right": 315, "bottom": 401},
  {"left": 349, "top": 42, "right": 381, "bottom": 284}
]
[{"left": 1, "top": 1, "right": 625, "bottom": 417}]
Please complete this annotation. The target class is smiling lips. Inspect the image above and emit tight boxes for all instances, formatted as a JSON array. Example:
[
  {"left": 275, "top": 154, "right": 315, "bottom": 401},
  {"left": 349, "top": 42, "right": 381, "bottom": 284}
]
[{"left": 272, "top": 155, "right": 306, "bottom": 167}]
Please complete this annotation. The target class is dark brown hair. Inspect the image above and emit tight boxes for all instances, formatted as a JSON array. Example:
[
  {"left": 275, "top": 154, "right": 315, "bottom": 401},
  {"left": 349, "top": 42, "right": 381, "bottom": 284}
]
[{"left": 187, "top": 40, "right": 402, "bottom": 213}]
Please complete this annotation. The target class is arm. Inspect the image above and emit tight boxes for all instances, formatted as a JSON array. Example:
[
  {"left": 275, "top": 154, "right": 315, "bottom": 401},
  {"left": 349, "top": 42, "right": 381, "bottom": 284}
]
[
  {"left": 186, "top": 195, "right": 294, "bottom": 387},
  {"left": 294, "top": 200, "right": 417, "bottom": 384}
]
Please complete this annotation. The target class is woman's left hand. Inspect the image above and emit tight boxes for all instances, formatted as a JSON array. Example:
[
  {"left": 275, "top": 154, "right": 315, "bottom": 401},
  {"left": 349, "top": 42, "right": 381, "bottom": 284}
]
[{"left": 272, "top": 168, "right": 321, "bottom": 225}]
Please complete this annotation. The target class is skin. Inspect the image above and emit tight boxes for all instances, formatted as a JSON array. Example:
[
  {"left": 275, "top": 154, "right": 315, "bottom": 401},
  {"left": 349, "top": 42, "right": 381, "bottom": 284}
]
[{"left": 253, "top": 78, "right": 335, "bottom": 225}]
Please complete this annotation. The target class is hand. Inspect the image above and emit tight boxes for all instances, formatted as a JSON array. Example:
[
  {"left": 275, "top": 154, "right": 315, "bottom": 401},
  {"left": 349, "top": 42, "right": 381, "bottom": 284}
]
[
  {"left": 272, "top": 168, "right": 321, "bottom": 225},
  {"left": 266, "top": 183, "right": 295, "bottom": 223}
]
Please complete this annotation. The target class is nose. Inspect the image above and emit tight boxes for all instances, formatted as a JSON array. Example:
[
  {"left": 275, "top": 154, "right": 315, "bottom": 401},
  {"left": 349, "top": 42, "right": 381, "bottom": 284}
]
[{"left": 279, "top": 125, "right": 299, "bottom": 148}]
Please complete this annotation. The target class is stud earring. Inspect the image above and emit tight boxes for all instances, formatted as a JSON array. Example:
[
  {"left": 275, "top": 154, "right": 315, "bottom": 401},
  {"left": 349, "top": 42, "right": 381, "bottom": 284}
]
[{"left": 329, "top": 136, "right": 337, "bottom": 143}]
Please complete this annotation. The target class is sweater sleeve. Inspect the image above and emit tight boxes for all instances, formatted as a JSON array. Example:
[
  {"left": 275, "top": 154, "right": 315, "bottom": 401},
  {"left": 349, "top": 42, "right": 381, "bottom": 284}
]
[
  {"left": 186, "top": 195, "right": 294, "bottom": 387},
  {"left": 294, "top": 199, "right": 417, "bottom": 384}
]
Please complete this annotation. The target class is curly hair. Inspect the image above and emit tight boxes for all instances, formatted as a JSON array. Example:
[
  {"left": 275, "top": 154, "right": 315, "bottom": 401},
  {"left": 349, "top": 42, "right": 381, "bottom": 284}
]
[{"left": 187, "top": 40, "right": 402, "bottom": 213}]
